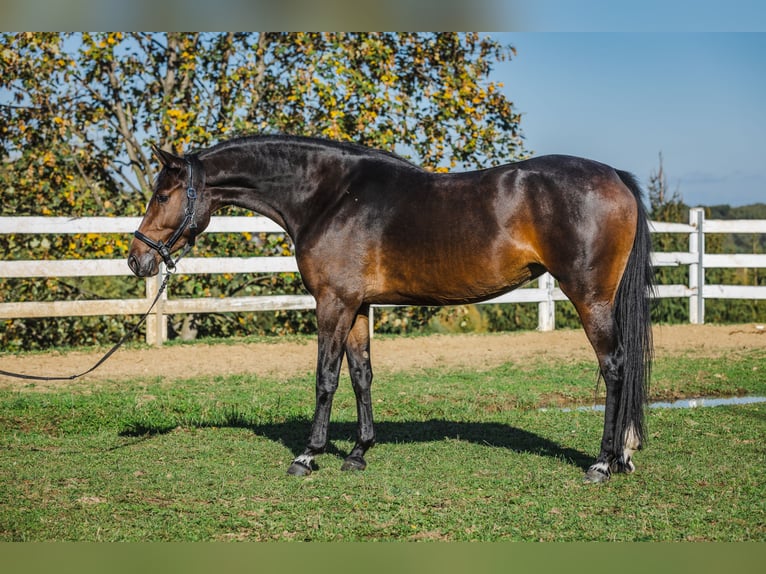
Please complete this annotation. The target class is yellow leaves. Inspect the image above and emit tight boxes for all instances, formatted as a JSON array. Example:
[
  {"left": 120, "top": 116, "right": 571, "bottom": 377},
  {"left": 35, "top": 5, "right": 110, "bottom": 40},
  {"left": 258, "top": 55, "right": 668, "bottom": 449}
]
[
  {"left": 41, "top": 151, "right": 56, "bottom": 167},
  {"left": 380, "top": 73, "right": 398, "bottom": 86},
  {"left": 163, "top": 108, "right": 208, "bottom": 145},
  {"left": 95, "top": 33, "right": 122, "bottom": 49},
  {"left": 321, "top": 124, "right": 343, "bottom": 141},
  {"left": 1, "top": 47, "right": 16, "bottom": 65},
  {"left": 66, "top": 234, "right": 127, "bottom": 258}
]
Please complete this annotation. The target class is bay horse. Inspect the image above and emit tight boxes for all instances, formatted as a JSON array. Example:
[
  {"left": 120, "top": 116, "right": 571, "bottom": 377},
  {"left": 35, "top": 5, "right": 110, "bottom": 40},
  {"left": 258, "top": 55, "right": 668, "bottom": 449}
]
[{"left": 128, "top": 135, "right": 653, "bottom": 483}]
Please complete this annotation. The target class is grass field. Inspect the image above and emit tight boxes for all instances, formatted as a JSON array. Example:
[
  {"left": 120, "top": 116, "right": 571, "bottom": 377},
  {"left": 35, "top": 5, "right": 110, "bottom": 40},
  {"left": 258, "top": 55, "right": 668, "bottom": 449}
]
[{"left": 1, "top": 343, "right": 764, "bottom": 541}]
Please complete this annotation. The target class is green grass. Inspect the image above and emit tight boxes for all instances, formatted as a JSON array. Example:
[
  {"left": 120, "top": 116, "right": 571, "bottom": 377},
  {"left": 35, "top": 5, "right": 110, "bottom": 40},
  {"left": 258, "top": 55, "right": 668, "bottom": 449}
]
[{"left": 1, "top": 349, "right": 764, "bottom": 541}]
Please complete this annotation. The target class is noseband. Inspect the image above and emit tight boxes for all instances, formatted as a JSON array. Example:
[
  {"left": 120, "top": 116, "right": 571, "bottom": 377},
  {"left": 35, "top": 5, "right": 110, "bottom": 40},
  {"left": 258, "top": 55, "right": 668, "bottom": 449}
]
[{"left": 133, "top": 156, "right": 201, "bottom": 272}]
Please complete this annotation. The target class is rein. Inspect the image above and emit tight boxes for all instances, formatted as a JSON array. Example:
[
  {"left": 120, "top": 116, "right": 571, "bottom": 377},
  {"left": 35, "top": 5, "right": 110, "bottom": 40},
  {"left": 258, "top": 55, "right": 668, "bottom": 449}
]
[{"left": 0, "top": 157, "right": 203, "bottom": 382}]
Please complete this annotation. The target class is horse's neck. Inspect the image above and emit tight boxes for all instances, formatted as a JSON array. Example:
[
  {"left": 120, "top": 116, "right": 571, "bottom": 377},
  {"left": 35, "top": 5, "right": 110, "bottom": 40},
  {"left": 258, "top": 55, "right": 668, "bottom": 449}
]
[{"left": 204, "top": 143, "right": 344, "bottom": 239}]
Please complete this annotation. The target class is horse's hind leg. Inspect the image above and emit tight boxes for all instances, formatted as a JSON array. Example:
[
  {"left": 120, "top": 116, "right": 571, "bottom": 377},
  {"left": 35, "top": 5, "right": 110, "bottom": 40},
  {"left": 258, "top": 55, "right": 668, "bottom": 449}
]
[
  {"left": 561, "top": 290, "right": 628, "bottom": 483},
  {"left": 341, "top": 305, "right": 376, "bottom": 471}
]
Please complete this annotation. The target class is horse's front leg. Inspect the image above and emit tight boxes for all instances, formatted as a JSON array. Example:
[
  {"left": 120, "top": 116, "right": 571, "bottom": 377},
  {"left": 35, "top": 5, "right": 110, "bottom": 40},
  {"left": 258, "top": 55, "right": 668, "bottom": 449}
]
[
  {"left": 287, "top": 296, "right": 357, "bottom": 476},
  {"left": 340, "top": 306, "right": 375, "bottom": 471}
]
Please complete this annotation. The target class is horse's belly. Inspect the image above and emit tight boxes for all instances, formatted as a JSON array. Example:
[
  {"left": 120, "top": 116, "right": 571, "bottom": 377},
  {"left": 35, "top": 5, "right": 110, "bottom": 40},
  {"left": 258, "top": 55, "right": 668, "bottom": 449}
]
[{"left": 367, "top": 258, "right": 535, "bottom": 306}]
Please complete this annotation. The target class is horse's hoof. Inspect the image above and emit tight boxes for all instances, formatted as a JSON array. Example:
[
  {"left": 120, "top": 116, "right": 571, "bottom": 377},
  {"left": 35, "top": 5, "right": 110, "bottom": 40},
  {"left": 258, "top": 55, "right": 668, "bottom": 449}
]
[
  {"left": 611, "top": 458, "right": 636, "bottom": 474},
  {"left": 340, "top": 456, "right": 366, "bottom": 472},
  {"left": 583, "top": 463, "right": 611, "bottom": 484},
  {"left": 287, "top": 461, "right": 313, "bottom": 476}
]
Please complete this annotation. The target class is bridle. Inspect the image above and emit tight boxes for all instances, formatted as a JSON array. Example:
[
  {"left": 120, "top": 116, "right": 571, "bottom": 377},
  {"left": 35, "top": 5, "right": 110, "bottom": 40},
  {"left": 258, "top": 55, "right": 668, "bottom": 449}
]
[{"left": 133, "top": 155, "right": 202, "bottom": 272}]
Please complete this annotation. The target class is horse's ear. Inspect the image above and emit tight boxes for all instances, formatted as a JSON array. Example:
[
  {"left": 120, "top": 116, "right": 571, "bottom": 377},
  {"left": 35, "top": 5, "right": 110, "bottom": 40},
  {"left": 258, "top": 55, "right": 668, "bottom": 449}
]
[{"left": 151, "top": 143, "right": 185, "bottom": 170}]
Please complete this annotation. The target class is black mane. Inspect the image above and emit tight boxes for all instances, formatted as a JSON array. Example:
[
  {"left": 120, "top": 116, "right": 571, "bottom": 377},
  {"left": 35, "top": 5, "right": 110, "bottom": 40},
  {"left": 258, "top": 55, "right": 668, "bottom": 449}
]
[{"left": 196, "top": 134, "right": 423, "bottom": 171}]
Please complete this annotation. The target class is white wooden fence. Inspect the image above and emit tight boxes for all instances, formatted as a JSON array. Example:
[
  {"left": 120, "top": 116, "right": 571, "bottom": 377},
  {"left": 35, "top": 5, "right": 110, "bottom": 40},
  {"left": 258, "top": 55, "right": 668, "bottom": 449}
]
[{"left": 1, "top": 207, "right": 764, "bottom": 345}]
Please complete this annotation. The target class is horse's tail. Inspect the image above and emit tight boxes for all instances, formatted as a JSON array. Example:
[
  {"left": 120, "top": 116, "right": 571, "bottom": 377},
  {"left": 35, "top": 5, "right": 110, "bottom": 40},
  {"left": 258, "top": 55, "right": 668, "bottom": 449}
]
[{"left": 613, "top": 170, "right": 654, "bottom": 456}]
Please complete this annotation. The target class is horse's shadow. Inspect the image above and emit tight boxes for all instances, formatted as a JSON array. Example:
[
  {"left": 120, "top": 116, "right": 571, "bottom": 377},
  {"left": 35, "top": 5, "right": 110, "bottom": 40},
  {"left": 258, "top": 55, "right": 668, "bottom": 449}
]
[{"left": 120, "top": 415, "right": 594, "bottom": 471}]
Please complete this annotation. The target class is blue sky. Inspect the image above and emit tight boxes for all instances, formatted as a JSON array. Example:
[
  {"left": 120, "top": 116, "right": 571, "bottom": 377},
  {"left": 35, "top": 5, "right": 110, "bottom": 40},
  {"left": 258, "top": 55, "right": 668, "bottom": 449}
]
[{"left": 491, "top": 33, "right": 766, "bottom": 207}]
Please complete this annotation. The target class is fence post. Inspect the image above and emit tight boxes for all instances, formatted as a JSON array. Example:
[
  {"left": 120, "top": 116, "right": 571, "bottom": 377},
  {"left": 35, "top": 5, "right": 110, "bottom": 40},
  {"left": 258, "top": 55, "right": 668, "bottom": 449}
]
[
  {"left": 688, "top": 208, "right": 705, "bottom": 324},
  {"left": 144, "top": 271, "right": 168, "bottom": 346},
  {"left": 538, "top": 272, "right": 556, "bottom": 331},
  {"left": 369, "top": 305, "right": 375, "bottom": 340}
]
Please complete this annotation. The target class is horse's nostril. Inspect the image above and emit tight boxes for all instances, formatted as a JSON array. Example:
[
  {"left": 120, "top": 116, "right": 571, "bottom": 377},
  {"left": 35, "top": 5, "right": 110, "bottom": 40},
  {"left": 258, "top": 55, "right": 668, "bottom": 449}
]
[{"left": 127, "top": 254, "right": 139, "bottom": 275}]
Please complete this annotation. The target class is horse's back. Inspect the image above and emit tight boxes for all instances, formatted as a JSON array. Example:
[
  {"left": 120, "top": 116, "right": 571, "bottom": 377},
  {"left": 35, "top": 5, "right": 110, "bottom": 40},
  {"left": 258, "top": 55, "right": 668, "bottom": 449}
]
[{"left": 300, "top": 153, "right": 639, "bottom": 307}]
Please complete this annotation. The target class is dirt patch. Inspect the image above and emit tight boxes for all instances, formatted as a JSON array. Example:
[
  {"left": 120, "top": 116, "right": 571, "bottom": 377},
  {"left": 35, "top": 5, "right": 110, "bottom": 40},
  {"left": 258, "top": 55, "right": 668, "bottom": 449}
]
[{"left": 0, "top": 324, "right": 763, "bottom": 391}]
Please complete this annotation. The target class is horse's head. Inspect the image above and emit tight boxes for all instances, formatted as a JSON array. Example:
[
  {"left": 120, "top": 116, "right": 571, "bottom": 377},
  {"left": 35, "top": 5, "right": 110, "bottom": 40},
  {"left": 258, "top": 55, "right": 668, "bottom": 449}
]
[{"left": 128, "top": 145, "right": 210, "bottom": 277}]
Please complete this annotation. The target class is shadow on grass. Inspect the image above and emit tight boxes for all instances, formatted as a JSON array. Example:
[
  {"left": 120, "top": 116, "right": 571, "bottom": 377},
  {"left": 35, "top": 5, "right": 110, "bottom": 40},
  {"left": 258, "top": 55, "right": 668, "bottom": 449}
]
[{"left": 120, "top": 414, "right": 593, "bottom": 471}]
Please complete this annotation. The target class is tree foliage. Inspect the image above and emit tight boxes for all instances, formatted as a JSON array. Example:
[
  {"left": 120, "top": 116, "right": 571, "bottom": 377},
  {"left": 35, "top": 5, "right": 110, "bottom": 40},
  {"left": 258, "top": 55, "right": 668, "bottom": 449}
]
[
  {"left": 1, "top": 32, "right": 524, "bottom": 214},
  {"left": 1, "top": 32, "right": 527, "bottom": 349}
]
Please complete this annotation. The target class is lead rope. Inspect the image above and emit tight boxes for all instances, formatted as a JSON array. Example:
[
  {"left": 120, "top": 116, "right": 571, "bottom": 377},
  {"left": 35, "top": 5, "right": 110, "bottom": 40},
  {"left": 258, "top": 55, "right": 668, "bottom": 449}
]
[
  {"left": 0, "top": 265, "right": 178, "bottom": 382},
  {"left": 2, "top": 156, "right": 200, "bottom": 382}
]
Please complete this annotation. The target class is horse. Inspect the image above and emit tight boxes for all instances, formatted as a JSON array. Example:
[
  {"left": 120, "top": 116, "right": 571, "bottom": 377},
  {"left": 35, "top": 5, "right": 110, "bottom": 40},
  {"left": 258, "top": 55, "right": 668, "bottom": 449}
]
[{"left": 128, "top": 135, "right": 654, "bottom": 483}]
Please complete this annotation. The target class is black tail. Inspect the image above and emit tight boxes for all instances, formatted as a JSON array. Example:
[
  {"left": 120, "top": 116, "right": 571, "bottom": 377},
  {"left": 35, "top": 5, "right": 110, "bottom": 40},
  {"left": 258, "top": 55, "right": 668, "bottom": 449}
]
[{"left": 614, "top": 170, "right": 654, "bottom": 452}]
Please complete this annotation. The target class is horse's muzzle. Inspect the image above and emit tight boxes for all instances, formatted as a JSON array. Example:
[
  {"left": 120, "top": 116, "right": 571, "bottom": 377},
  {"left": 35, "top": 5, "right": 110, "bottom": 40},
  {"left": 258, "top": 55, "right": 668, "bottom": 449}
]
[{"left": 127, "top": 251, "right": 160, "bottom": 277}]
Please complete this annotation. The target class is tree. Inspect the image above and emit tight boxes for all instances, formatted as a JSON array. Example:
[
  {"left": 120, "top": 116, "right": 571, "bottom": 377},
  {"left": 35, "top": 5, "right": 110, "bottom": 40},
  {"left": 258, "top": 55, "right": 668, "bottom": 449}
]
[
  {"left": 1, "top": 32, "right": 527, "bottom": 349},
  {"left": 648, "top": 152, "right": 685, "bottom": 222},
  {"left": 1, "top": 32, "right": 525, "bottom": 215},
  {"left": 647, "top": 152, "right": 690, "bottom": 324}
]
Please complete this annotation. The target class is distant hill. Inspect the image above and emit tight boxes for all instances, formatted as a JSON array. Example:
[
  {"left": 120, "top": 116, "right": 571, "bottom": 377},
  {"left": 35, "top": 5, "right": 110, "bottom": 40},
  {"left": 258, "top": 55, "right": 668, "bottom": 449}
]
[
  {"left": 706, "top": 203, "right": 766, "bottom": 219},
  {"left": 700, "top": 203, "right": 766, "bottom": 253}
]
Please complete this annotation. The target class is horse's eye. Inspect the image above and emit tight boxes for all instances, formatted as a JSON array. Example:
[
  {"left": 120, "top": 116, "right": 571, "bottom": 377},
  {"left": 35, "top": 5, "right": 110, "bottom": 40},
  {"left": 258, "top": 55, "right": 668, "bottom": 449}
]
[{"left": 156, "top": 194, "right": 170, "bottom": 204}]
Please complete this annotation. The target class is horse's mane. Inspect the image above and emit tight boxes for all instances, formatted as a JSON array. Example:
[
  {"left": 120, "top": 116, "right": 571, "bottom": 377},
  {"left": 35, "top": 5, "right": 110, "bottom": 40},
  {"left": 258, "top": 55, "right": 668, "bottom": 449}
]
[{"left": 196, "top": 134, "right": 423, "bottom": 171}]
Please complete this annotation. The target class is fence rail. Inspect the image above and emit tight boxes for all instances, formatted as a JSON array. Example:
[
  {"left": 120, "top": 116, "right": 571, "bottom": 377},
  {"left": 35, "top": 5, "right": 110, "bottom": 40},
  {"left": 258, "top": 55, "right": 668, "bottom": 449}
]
[{"left": 1, "top": 208, "right": 764, "bottom": 345}]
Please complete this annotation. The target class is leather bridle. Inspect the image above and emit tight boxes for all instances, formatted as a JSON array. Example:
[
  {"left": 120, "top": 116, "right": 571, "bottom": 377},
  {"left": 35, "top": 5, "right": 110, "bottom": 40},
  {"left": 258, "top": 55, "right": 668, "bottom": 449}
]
[{"left": 133, "top": 156, "right": 202, "bottom": 272}]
